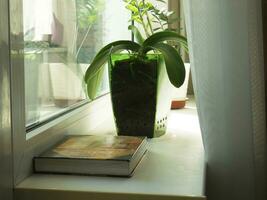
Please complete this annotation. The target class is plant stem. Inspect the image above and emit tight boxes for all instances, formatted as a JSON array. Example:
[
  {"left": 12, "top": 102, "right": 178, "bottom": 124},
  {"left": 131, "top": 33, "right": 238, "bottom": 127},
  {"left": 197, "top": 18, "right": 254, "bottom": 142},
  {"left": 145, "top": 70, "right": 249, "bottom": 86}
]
[
  {"left": 154, "top": 15, "right": 164, "bottom": 31},
  {"left": 135, "top": 2, "right": 150, "bottom": 37},
  {"left": 142, "top": 0, "right": 153, "bottom": 34},
  {"left": 146, "top": 13, "right": 154, "bottom": 34},
  {"left": 139, "top": 12, "right": 150, "bottom": 37}
]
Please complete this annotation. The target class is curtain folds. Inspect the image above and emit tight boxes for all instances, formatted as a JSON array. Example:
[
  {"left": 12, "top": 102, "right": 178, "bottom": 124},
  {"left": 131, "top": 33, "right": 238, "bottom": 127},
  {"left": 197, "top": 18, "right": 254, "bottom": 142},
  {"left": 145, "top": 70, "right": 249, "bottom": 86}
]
[{"left": 183, "top": 0, "right": 267, "bottom": 199}]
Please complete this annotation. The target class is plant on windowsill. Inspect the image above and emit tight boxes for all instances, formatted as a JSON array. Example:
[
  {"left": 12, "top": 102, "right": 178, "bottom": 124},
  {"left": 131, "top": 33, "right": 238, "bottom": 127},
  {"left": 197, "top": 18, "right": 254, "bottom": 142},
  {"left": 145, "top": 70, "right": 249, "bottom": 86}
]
[{"left": 84, "top": 0, "right": 188, "bottom": 138}]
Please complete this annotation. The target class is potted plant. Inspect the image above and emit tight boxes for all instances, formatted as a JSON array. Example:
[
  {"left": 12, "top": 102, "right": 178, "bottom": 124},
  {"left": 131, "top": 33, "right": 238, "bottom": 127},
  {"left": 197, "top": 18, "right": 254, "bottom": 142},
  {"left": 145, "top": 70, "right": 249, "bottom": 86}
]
[{"left": 84, "top": 0, "right": 188, "bottom": 138}]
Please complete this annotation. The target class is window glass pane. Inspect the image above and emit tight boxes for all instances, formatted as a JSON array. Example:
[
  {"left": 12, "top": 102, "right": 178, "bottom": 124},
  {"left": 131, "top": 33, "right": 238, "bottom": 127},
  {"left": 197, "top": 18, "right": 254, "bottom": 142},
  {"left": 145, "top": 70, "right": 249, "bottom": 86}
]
[{"left": 22, "top": 0, "right": 131, "bottom": 128}]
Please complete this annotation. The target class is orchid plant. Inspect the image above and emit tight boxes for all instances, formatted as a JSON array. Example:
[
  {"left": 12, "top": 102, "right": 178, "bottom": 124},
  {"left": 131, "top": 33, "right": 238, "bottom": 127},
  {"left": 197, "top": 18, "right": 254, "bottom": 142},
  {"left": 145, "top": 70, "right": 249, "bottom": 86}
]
[{"left": 84, "top": 0, "right": 188, "bottom": 99}]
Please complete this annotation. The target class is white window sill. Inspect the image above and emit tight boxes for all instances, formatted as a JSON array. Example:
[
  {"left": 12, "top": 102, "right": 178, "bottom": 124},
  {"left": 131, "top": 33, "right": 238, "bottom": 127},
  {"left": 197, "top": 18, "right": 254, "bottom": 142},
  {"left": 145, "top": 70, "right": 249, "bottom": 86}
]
[{"left": 15, "top": 97, "right": 206, "bottom": 200}]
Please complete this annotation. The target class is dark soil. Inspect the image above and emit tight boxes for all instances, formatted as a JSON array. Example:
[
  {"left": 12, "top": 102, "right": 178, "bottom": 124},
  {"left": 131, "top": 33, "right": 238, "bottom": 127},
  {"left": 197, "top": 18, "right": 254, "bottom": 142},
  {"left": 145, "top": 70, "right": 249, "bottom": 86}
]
[{"left": 110, "top": 57, "right": 158, "bottom": 138}]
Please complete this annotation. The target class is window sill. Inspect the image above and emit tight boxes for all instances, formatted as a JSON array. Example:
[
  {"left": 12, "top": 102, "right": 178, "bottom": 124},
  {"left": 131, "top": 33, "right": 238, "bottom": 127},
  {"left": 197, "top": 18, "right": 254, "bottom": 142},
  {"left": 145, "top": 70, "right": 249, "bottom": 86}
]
[{"left": 15, "top": 97, "right": 206, "bottom": 200}]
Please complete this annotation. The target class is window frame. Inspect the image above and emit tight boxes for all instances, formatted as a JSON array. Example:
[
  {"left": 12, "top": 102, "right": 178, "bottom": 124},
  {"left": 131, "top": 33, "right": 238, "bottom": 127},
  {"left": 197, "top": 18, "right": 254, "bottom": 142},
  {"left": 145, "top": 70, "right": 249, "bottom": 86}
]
[{"left": 0, "top": 0, "right": 13, "bottom": 198}]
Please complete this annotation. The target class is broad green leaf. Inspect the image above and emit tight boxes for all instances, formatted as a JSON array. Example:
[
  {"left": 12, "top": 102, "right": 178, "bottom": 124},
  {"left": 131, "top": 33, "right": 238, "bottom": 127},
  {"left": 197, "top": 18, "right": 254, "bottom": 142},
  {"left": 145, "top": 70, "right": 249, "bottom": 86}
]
[
  {"left": 128, "top": 25, "right": 145, "bottom": 45},
  {"left": 93, "top": 40, "right": 140, "bottom": 63},
  {"left": 84, "top": 41, "right": 141, "bottom": 98},
  {"left": 86, "top": 65, "right": 105, "bottom": 100},
  {"left": 143, "top": 31, "right": 188, "bottom": 53},
  {"left": 85, "top": 41, "right": 140, "bottom": 80},
  {"left": 148, "top": 43, "right": 186, "bottom": 88}
]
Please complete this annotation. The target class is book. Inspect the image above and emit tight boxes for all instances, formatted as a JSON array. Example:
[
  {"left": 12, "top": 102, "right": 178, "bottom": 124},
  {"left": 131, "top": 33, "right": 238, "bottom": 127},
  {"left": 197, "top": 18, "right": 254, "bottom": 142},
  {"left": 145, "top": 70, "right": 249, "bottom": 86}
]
[{"left": 34, "top": 135, "right": 147, "bottom": 177}]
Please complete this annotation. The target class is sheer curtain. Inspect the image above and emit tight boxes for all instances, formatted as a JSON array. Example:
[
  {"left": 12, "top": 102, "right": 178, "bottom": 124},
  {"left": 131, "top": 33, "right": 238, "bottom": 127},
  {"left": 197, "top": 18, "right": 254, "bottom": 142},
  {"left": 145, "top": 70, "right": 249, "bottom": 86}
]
[
  {"left": 23, "top": 0, "right": 76, "bottom": 49},
  {"left": 52, "top": 0, "right": 77, "bottom": 55},
  {"left": 23, "top": 0, "right": 53, "bottom": 41},
  {"left": 183, "top": 0, "right": 267, "bottom": 199}
]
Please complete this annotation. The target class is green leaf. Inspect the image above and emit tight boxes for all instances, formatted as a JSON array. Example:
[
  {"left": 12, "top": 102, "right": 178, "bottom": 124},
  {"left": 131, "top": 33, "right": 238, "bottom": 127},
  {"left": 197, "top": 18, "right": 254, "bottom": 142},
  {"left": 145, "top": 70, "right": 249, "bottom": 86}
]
[
  {"left": 130, "top": 15, "right": 142, "bottom": 24},
  {"left": 126, "top": 4, "right": 138, "bottom": 13},
  {"left": 84, "top": 41, "right": 141, "bottom": 99},
  {"left": 86, "top": 65, "right": 105, "bottom": 100},
  {"left": 128, "top": 25, "right": 145, "bottom": 45},
  {"left": 145, "top": 2, "right": 153, "bottom": 9},
  {"left": 138, "top": 1, "right": 144, "bottom": 7},
  {"left": 148, "top": 43, "right": 186, "bottom": 88},
  {"left": 143, "top": 31, "right": 188, "bottom": 53}
]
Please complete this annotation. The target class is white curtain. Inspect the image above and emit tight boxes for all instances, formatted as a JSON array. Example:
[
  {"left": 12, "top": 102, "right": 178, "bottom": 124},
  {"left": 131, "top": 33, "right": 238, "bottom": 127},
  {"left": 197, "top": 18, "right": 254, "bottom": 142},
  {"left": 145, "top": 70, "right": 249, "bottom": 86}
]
[
  {"left": 183, "top": 0, "right": 267, "bottom": 199},
  {"left": 23, "top": 0, "right": 53, "bottom": 40}
]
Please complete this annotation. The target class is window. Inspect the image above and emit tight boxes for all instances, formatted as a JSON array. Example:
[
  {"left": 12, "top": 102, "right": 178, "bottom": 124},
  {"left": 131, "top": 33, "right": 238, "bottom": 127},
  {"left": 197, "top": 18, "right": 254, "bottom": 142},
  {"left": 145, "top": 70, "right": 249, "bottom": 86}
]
[
  {"left": 20, "top": 0, "right": 131, "bottom": 129},
  {"left": 8, "top": 0, "right": 194, "bottom": 186}
]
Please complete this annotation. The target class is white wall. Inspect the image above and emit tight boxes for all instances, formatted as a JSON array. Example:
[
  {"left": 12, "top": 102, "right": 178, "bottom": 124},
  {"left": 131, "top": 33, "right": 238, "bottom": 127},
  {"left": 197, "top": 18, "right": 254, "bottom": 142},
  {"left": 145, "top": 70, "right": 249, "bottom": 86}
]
[
  {"left": 184, "top": 0, "right": 267, "bottom": 199},
  {"left": 0, "top": 0, "right": 13, "bottom": 199}
]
